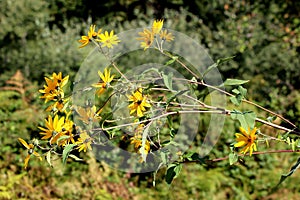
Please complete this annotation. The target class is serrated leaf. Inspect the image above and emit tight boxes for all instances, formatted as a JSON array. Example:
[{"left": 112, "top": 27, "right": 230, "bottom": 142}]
[
  {"left": 223, "top": 79, "right": 249, "bottom": 86},
  {"left": 62, "top": 144, "right": 76, "bottom": 165}
]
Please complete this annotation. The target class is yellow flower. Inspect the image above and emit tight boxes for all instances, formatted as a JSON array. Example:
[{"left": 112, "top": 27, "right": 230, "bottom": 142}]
[
  {"left": 97, "top": 30, "right": 120, "bottom": 48},
  {"left": 159, "top": 30, "right": 174, "bottom": 42},
  {"left": 128, "top": 88, "right": 151, "bottom": 117},
  {"left": 92, "top": 68, "right": 114, "bottom": 96},
  {"left": 137, "top": 28, "right": 154, "bottom": 50},
  {"left": 39, "top": 72, "right": 68, "bottom": 103},
  {"left": 152, "top": 19, "right": 164, "bottom": 34},
  {"left": 38, "top": 115, "right": 65, "bottom": 141},
  {"left": 75, "top": 105, "right": 102, "bottom": 124},
  {"left": 51, "top": 72, "right": 69, "bottom": 89},
  {"left": 78, "top": 24, "right": 102, "bottom": 48},
  {"left": 234, "top": 127, "right": 258, "bottom": 156},
  {"left": 76, "top": 131, "right": 93, "bottom": 152},
  {"left": 18, "top": 138, "right": 42, "bottom": 169},
  {"left": 78, "top": 35, "right": 90, "bottom": 48},
  {"left": 39, "top": 78, "right": 61, "bottom": 102}
]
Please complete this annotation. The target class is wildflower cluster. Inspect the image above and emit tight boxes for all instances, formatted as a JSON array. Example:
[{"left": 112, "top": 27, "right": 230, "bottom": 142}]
[
  {"left": 18, "top": 19, "right": 300, "bottom": 187},
  {"left": 137, "top": 19, "right": 174, "bottom": 50},
  {"left": 78, "top": 24, "right": 120, "bottom": 49}
]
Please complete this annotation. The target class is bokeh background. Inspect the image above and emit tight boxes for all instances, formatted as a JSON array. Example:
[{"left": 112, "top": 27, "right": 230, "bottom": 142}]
[{"left": 0, "top": 0, "right": 300, "bottom": 199}]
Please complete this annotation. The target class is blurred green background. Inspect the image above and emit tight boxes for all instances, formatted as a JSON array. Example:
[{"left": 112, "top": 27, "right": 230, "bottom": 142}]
[{"left": 0, "top": 0, "right": 300, "bottom": 199}]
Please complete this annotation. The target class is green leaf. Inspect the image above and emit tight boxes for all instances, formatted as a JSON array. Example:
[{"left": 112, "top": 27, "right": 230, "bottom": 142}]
[
  {"left": 165, "top": 56, "right": 178, "bottom": 65},
  {"left": 229, "top": 152, "right": 238, "bottom": 165},
  {"left": 139, "top": 124, "right": 150, "bottom": 162},
  {"left": 223, "top": 79, "right": 249, "bottom": 86},
  {"left": 165, "top": 163, "right": 182, "bottom": 185},
  {"left": 46, "top": 151, "right": 52, "bottom": 167},
  {"left": 202, "top": 63, "right": 217, "bottom": 79},
  {"left": 69, "top": 154, "right": 83, "bottom": 161},
  {"left": 162, "top": 72, "right": 173, "bottom": 91},
  {"left": 56, "top": 135, "right": 70, "bottom": 144},
  {"left": 62, "top": 144, "right": 76, "bottom": 165},
  {"left": 231, "top": 110, "right": 256, "bottom": 129},
  {"left": 275, "top": 157, "right": 300, "bottom": 188},
  {"left": 166, "top": 89, "right": 189, "bottom": 105},
  {"left": 216, "top": 55, "right": 236, "bottom": 65}
]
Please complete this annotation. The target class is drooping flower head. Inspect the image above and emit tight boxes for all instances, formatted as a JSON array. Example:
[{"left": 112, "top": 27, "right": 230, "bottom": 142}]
[{"left": 234, "top": 127, "right": 258, "bottom": 156}]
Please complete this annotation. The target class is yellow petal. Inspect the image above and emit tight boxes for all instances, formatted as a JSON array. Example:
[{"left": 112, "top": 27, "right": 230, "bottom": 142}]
[{"left": 18, "top": 138, "right": 30, "bottom": 149}]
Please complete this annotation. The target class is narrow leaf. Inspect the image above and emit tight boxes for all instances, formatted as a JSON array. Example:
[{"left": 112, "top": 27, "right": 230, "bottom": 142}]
[
  {"left": 69, "top": 154, "right": 83, "bottom": 161},
  {"left": 223, "top": 79, "right": 249, "bottom": 86},
  {"left": 62, "top": 144, "right": 76, "bottom": 164},
  {"left": 275, "top": 157, "right": 300, "bottom": 188}
]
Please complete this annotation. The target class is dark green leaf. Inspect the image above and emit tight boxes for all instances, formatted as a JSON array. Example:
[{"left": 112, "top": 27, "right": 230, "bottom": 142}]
[{"left": 275, "top": 157, "right": 300, "bottom": 188}]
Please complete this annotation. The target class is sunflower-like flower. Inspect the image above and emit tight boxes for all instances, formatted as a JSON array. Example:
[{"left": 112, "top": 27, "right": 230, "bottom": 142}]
[
  {"left": 39, "top": 72, "right": 69, "bottom": 103},
  {"left": 75, "top": 105, "right": 102, "bottom": 124},
  {"left": 159, "top": 30, "right": 174, "bottom": 42},
  {"left": 38, "top": 115, "right": 65, "bottom": 140},
  {"left": 96, "top": 30, "right": 121, "bottom": 48},
  {"left": 78, "top": 24, "right": 102, "bottom": 48},
  {"left": 92, "top": 68, "right": 114, "bottom": 96},
  {"left": 18, "top": 138, "right": 42, "bottom": 169},
  {"left": 234, "top": 127, "right": 258, "bottom": 156},
  {"left": 76, "top": 131, "right": 93, "bottom": 152},
  {"left": 137, "top": 28, "right": 154, "bottom": 50},
  {"left": 128, "top": 88, "right": 151, "bottom": 117},
  {"left": 152, "top": 19, "right": 164, "bottom": 34}
]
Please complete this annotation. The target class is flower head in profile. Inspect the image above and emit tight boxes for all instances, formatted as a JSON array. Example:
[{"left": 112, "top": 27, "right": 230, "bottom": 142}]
[
  {"left": 234, "top": 127, "right": 258, "bottom": 156},
  {"left": 78, "top": 24, "right": 102, "bottom": 48},
  {"left": 18, "top": 138, "right": 42, "bottom": 169},
  {"left": 76, "top": 131, "right": 93, "bottom": 152},
  {"left": 128, "top": 88, "right": 151, "bottom": 117},
  {"left": 92, "top": 68, "right": 114, "bottom": 96},
  {"left": 97, "top": 30, "right": 120, "bottom": 48},
  {"left": 152, "top": 19, "right": 164, "bottom": 34}
]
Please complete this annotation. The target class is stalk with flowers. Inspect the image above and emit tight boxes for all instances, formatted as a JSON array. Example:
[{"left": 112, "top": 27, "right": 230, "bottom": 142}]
[{"left": 18, "top": 19, "right": 300, "bottom": 186}]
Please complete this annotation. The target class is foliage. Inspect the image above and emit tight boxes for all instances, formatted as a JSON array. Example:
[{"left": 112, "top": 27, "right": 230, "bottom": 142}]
[{"left": 1, "top": 0, "right": 300, "bottom": 199}]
